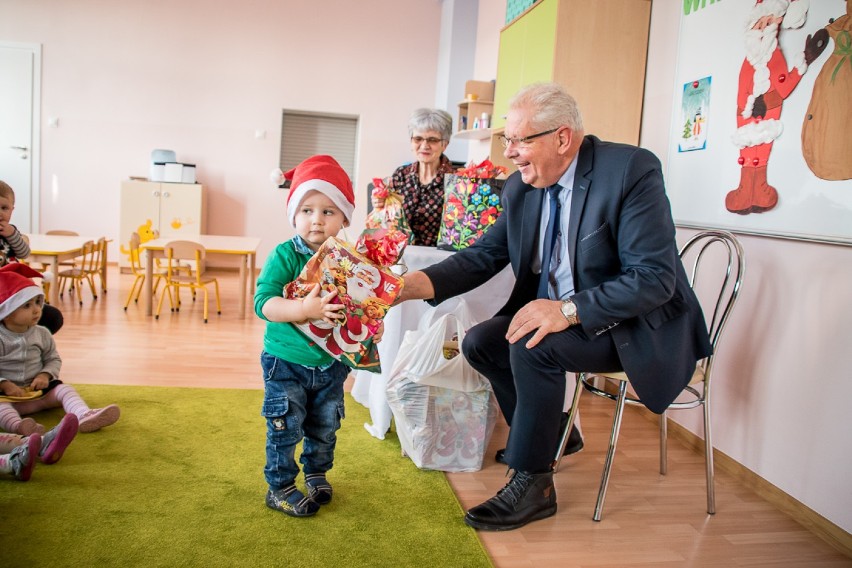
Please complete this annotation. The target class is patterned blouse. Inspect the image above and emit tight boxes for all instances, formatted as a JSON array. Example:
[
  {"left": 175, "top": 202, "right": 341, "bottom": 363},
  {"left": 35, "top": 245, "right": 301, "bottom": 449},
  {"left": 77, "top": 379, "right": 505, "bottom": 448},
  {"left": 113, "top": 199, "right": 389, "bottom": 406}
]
[{"left": 390, "top": 154, "right": 455, "bottom": 247}]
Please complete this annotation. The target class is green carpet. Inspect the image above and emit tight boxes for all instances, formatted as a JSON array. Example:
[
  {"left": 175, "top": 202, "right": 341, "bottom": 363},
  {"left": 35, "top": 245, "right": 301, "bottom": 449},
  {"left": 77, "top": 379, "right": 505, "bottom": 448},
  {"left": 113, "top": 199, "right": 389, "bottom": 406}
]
[{"left": 0, "top": 385, "right": 491, "bottom": 568}]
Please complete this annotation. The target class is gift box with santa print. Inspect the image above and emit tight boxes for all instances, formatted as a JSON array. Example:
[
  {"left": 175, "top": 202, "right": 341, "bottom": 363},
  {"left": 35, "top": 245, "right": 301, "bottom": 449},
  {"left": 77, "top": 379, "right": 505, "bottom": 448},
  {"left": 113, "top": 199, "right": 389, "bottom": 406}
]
[{"left": 284, "top": 236, "right": 404, "bottom": 372}]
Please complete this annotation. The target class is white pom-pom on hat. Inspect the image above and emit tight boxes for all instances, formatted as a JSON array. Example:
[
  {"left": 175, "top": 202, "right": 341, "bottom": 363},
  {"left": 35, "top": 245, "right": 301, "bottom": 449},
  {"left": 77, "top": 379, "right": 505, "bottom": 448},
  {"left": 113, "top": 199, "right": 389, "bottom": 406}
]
[{"left": 270, "top": 168, "right": 285, "bottom": 186}]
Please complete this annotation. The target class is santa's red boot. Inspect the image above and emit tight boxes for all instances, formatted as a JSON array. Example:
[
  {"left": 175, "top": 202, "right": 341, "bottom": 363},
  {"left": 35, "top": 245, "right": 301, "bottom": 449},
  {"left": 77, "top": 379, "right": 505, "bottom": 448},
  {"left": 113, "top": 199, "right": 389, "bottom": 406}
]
[
  {"left": 750, "top": 165, "right": 778, "bottom": 213},
  {"left": 725, "top": 167, "right": 755, "bottom": 215}
]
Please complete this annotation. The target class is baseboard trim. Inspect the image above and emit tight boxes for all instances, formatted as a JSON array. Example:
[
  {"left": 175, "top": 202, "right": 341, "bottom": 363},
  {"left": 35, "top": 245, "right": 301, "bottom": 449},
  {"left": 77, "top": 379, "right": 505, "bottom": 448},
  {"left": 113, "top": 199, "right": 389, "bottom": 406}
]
[{"left": 632, "top": 405, "right": 852, "bottom": 558}]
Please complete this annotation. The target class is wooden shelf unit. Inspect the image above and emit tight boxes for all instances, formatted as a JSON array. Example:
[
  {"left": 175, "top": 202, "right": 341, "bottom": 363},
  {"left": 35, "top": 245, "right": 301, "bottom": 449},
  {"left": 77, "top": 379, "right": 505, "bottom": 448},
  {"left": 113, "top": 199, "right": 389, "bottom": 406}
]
[{"left": 455, "top": 79, "right": 495, "bottom": 135}]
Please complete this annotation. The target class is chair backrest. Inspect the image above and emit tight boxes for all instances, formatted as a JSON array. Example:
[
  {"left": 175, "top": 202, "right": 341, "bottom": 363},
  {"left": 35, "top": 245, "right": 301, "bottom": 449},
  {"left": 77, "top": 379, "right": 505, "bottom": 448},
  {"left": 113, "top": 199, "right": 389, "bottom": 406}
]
[
  {"left": 164, "top": 240, "right": 206, "bottom": 283},
  {"left": 678, "top": 230, "right": 745, "bottom": 359},
  {"left": 77, "top": 240, "right": 98, "bottom": 272},
  {"left": 45, "top": 230, "right": 79, "bottom": 236}
]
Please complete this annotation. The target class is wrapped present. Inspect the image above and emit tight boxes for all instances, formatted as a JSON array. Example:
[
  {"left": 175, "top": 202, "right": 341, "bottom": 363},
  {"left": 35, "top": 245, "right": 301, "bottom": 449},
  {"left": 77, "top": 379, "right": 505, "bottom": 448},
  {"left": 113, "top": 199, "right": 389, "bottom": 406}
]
[
  {"left": 284, "top": 236, "right": 404, "bottom": 372},
  {"left": 436, "top": 160, "right": 507, "bottom": 251},
  {"left": 356, "top": 227, "right": 409, "bottom": 267},
  {"left": 366, "top": 177, "right": 413, "bottom": 240}
]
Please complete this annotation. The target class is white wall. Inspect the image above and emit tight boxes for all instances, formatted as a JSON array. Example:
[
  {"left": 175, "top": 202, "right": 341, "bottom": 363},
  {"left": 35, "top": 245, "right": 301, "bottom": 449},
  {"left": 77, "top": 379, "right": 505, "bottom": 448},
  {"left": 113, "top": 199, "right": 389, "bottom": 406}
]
[
  {"left": 0, "top": 0, "right": 444, "bottom": 262},
  {"left": 642, "top": 0, "right": 852, "bottom": 534}
]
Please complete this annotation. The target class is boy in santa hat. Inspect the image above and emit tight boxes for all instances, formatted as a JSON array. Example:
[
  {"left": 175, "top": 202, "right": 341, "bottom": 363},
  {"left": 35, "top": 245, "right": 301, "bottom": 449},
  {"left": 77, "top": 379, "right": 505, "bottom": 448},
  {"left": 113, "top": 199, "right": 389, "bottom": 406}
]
[
  {"left": 0, "top": 263, "right": 120, "bottom": 435},
  {"left": 255, "top": 155, "right": 357, "bottom": 517}
]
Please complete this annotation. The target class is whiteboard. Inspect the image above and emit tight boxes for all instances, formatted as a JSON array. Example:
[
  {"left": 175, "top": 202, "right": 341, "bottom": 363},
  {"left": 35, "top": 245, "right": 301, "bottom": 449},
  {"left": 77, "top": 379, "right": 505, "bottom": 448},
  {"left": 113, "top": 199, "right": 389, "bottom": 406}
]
[{"left": 666, "top": 1, "right": 852, "bottom": 245}]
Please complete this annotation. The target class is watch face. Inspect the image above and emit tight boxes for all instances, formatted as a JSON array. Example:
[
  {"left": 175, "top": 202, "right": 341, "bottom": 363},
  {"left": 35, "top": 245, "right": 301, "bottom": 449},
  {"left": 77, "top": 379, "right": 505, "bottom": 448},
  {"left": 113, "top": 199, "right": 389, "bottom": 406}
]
[{"left": 562, "top": 301, "right": 577, "bottom": 318}]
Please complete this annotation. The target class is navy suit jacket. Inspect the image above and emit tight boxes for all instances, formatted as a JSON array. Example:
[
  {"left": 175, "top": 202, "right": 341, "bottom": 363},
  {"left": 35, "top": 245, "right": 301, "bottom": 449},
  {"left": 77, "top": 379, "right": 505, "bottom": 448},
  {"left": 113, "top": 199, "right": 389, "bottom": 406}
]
[{"left": 422, "top": 135, "right": 712, "bottom": 413}]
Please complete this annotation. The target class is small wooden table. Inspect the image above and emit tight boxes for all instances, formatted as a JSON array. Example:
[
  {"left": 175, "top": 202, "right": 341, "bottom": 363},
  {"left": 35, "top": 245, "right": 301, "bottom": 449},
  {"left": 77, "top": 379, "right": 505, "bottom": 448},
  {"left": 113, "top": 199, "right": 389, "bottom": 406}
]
[
  {"left": 140, "top": 235, "right": 261, "bottom": 319},
  {"left": 24, "top": 233, "right": 108, "bottom": 305}
]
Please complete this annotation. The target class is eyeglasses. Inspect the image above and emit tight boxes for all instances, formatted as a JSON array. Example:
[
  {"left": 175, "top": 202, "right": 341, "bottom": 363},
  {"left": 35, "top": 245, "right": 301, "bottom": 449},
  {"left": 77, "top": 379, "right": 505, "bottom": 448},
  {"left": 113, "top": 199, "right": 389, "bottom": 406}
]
[
  {"left": 500, "top": 128, "right": 559, "bottom": 148},
  {"left": 411, "top": 136, "right": 445, "bottom": 146}
]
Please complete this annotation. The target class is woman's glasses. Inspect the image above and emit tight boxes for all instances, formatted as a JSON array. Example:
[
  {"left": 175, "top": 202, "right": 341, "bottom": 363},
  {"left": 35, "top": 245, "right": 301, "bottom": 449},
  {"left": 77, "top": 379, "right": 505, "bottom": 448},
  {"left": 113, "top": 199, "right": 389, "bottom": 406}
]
[{"left": 411, "top": 136, "right": 445, "bottom": 146}]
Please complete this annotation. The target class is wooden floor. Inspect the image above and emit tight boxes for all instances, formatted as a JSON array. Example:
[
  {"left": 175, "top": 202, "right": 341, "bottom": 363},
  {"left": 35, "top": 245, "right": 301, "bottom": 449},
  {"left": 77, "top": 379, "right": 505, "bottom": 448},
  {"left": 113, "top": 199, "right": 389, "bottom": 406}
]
[{"left": 55, "top": 266, "right": 851, "bottom": 567}]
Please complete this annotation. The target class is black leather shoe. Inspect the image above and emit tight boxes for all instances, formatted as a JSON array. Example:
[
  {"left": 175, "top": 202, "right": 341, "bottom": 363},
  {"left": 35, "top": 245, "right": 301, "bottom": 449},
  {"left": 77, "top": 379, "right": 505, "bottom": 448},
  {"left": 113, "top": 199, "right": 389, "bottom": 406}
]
[
  {"left": 464, "top": 470, "right": 557, "bottom": 531},
  {"left": 495, "top": 414, "right": 584, "bottom": 465}
]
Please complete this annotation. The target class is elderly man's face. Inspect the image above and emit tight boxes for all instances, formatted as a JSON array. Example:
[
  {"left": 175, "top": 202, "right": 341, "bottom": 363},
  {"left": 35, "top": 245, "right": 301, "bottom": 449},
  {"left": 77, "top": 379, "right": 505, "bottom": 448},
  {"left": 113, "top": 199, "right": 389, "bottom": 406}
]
[{"left": 503, "top": 107, "right": 567, "bottom": 188}]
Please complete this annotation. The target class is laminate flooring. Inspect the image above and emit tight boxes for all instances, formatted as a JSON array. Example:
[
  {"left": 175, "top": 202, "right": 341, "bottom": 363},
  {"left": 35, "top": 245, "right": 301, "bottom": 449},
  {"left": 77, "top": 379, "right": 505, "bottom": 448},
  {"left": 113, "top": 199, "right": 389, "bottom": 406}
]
[{"left": 50, "top": 266, "right": 851, "bottom": 567}]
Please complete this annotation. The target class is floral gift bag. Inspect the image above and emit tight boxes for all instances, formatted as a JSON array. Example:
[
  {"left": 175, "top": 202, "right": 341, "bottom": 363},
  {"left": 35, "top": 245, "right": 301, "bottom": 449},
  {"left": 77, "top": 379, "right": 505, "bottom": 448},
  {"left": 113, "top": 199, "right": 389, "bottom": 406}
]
[
  {"left": 436, "top": 160, "right": 507, "bottom": 251},
  {"left": 366, "top": 177, "right": 413, "bottom": 240},
  {"left": 284, "top": 236, "right": 404, "bottom": 372}
]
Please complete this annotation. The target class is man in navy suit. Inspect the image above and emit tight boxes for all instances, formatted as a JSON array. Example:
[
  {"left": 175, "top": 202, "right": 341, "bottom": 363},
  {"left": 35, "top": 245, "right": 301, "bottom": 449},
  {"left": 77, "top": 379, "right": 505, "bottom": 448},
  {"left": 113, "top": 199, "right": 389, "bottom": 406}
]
[{"left": 399, "top": 83, "right": 712, "bottom": 530}]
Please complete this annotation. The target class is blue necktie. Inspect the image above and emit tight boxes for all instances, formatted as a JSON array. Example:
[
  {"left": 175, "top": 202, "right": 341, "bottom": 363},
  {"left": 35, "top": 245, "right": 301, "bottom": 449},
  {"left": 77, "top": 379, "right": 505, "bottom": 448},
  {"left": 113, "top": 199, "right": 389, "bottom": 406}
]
[{"left": 537, "top": 185, "right": 561, "bottom": 299}]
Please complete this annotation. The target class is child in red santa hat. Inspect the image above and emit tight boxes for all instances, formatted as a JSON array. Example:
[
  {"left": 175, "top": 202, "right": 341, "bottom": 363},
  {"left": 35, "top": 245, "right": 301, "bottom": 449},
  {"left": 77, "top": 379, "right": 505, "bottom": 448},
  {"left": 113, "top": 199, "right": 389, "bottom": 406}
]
[
  {"left": 256, "top": 155, "right": 357, "bottom": 518},
  {"left": 0, "top": 263, "right": 120, "bottom": 435}
]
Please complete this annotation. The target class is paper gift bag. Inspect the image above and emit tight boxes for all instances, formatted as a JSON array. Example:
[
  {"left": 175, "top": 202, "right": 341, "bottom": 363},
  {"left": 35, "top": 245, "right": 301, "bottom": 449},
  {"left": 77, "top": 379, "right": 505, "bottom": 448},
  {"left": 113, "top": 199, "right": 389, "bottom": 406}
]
[
  {"left": 284, "top": 236, "right": 404, "bottom": 372},
  {"left": 436, "top": 160, "right": 507, "bottom": 252}
]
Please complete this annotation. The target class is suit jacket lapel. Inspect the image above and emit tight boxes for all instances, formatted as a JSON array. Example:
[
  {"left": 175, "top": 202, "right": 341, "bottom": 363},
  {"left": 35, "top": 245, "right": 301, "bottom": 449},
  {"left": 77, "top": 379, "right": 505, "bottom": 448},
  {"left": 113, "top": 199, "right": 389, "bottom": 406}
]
[
  {"left": 520, "top": 185, "right": 541, "bottom": 270},
  {"left": 568, "top": 136, "right": 594, "bottom": 276}
]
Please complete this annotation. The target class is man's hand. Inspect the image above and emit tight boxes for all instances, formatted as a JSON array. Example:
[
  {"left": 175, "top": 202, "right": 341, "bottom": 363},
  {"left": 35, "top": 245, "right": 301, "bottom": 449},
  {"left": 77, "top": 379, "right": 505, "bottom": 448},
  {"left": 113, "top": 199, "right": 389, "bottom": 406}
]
[{"left": 506, "top": 299, "right": 570, "bottom": 349}]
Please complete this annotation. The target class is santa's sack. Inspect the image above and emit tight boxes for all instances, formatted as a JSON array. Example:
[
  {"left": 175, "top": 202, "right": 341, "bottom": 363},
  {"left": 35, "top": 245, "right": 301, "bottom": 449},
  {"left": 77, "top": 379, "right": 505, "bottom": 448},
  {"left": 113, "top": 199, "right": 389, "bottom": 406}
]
[{"left": 386, "top": 299, "right": 499, "bottom": 472}]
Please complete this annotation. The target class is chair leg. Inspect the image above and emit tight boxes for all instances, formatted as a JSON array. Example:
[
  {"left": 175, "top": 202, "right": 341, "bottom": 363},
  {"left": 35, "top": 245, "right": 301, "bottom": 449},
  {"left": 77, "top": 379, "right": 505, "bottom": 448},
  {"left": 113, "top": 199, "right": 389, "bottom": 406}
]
[
  {"left": 703, "top": 399, "right": 716, "bottom": 514},
  {"left": 155, "top": 281, "right": 168, "bottom": 319},
  {"left": 213, "top": 280, "right": 221, "bottom": 315},
  {"left": 593, "top": 379, "right": 629, "bottom": 522},
  {"left": 660, "top": 409, "right": 668, "bottom": 475},
  {"left": 125, "top": 275, "right": 143, "bottom": 310},
  {"left": 553, "top": 372, "right": 584, "bottom": 473},
  {"left": 202, "top": 287, "right": 209, "bottom": 323}
]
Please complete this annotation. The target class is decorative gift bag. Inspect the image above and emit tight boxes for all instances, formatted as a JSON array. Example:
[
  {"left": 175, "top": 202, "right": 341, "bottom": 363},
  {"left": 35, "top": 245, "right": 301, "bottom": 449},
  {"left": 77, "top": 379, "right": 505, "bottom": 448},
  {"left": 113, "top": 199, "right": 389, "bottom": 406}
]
[
  {"left": 284, "top": 236, "right": 404, "bottom": 373},
  {"left": 385, "top": 298, "right": 499, "bottom": 472},
  {"left": 366, "top": 177, "right": 413, "bottom": 240},
  {"left": 436, "top": 160, "right": 507, "bottom": 251}
]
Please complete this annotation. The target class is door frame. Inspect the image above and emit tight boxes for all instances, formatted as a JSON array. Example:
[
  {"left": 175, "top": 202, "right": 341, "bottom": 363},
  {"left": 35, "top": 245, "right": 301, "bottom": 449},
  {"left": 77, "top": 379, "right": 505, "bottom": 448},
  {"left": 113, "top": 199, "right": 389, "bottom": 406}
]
[{"left": 0, "top": 41, "right": 42, "bottom": 233}]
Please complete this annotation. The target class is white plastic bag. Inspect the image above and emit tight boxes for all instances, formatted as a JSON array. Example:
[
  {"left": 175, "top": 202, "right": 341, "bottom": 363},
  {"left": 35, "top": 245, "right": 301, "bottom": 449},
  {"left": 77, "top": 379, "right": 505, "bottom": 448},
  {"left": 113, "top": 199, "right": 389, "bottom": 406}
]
[{"left": 386, "top": 298, "right": 498, "bottom": 472}]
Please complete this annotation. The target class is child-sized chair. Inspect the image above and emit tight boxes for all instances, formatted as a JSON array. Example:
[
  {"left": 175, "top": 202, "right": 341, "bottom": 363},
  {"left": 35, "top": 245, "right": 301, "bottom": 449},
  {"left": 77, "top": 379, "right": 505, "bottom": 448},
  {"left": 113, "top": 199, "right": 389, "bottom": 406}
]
[
  {"left": 57, "top": 240, "right": 99, "bottom": 305},
  {"left": 124, "top": 232, "right": 172, "bottom": 311},
  {"left": 155, "top": 240, "right": 221, "bottom": 323}
]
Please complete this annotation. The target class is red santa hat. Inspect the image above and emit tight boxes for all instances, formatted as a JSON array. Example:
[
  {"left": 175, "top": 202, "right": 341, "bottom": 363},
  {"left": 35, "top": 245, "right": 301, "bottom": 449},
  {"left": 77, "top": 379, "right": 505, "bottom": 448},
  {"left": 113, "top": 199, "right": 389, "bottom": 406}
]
[
  {"left": 281, "top": 155, "right": 355, "bottom": 227},
  {"left": 0, "top": 263, "right": 45, "bottom": 322},
  {"left": 746, "top": 0, "right": 809, "bottom": 30}
]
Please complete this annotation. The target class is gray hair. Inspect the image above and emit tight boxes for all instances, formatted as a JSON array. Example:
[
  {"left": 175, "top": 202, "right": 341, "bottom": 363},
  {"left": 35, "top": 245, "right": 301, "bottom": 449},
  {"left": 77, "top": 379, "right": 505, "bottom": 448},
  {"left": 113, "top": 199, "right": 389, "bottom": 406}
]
[
  {"left": 508, "top": 82, "right": 584, "bottom": 132},
  {"left": 407, "top": 108, "right": 453, "bottom": 141}
]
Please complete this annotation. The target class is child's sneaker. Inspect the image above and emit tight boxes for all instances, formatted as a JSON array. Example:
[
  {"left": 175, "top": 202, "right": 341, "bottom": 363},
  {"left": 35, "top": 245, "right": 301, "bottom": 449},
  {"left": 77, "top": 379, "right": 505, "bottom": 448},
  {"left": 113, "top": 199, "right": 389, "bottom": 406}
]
[
  {"left": 40, "top": 413, "right": 79, "bottom": 464},
  {"left": 79, "top": 404, "right": 120, "bottom": 433},
  {"left": 17, "top": 417, "right": 45, "bottom": 436},
  {"left": 266, "top": 485, "right": 320, "bottom": 517},
  {"left": 10, "top": 435, "right": 41, "bottom": 481},
  {"left": 304, "top": 473, "right": 333, "bottom": 505}
]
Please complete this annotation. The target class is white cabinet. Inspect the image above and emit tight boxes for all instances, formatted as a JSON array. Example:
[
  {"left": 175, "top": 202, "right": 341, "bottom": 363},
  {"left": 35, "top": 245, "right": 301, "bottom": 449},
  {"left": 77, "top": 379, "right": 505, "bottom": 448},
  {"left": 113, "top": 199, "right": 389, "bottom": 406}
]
[{"left": 119, "top": 181, "right": 206, "bottom": 268}]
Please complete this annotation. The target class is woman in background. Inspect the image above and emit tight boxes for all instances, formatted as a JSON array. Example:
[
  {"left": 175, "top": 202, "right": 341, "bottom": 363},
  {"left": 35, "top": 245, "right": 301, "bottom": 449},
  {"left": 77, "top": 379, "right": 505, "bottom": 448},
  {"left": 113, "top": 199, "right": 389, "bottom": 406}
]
[{"left": 372, "top": 108, "right": 455, "bottom": 246}]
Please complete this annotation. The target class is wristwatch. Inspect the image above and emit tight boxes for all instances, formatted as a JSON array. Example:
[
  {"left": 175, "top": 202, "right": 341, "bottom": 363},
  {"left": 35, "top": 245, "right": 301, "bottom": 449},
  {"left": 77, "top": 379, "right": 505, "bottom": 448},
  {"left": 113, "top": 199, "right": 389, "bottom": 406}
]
[{"left": 560, "top": 299, "right": 580, "bottom": 326}]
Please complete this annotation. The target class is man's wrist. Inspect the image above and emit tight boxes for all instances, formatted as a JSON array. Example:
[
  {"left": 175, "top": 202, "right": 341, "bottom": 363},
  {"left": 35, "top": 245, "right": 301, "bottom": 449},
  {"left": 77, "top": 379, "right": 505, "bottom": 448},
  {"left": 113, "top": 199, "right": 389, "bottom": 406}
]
[{"left": 560, "top": 299, "right": 580, "bottom": 327}]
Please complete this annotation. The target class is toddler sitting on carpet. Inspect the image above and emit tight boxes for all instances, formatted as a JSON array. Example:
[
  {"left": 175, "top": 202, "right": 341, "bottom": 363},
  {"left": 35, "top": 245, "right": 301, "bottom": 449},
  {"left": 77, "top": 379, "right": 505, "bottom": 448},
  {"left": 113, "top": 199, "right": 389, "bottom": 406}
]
[{"left": 0, "top": 264, "right": 120, "bottom": 434}]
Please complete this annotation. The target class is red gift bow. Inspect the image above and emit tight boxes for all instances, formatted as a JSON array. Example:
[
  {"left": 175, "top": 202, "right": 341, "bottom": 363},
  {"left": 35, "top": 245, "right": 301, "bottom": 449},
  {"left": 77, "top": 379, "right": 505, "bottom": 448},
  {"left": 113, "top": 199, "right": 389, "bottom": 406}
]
[
  {"left": 371, "top": 177, "right": 391, "bottom": 199},
  {"left": 455, "top": 159, "right": 508, "bottom": 179},
  {"left": 356, "top": 228, "right": 408, "bottom": 267}
]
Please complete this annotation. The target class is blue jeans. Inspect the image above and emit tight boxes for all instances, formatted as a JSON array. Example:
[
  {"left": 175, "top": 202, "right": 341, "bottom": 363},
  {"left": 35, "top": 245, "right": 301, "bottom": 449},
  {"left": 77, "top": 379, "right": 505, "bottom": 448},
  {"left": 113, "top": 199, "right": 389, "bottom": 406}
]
[{"left": 260, "top": 351, "right": 348, "bottom": 491}]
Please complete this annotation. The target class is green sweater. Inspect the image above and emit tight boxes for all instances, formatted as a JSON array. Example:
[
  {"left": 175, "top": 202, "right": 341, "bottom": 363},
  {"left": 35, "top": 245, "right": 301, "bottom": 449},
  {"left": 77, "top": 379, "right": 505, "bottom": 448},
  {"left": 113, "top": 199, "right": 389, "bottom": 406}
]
[{"left": 254, "top": 238, "right": 335, "bottom": 367}]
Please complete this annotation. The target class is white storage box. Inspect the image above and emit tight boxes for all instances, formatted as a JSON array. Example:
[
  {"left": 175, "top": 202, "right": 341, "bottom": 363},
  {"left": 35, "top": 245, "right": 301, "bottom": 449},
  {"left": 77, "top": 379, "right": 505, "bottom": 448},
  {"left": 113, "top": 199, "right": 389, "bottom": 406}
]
[
  {"left": 181, "top": 163, "right": 196, "bottom": 184},
  {"left": 150, "top": 162, "right": 166, "bottom": 182}
]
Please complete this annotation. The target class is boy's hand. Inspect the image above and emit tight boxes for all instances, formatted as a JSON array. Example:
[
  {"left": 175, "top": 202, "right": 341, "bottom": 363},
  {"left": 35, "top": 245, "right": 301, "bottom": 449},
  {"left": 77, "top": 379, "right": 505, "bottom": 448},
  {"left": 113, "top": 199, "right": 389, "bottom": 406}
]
[
  {"left": 0, "top": 380, "right": 26, "bottom": 397},
  {"left": 30, "top": 373, "right": 50, "bottom": 391},
  {"left": 301, "top": 285, "right": 345, "bottom": 325},
  {"left": 0, "top": 221, "right": 14, "bottom": 238},
  {"left": 373, "top": 322, "right": 385, "bottom": 344}
]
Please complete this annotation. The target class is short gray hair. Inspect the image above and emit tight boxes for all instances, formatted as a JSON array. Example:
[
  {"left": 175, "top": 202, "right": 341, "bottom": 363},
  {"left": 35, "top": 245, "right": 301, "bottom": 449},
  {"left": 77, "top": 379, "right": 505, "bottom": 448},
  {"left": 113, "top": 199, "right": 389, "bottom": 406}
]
[
  {"left": 508, "top": 83, "right": 584, "bottom": 132},
  {"left": 407, "top": 108, "right": 453, "bottom": 141}
]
